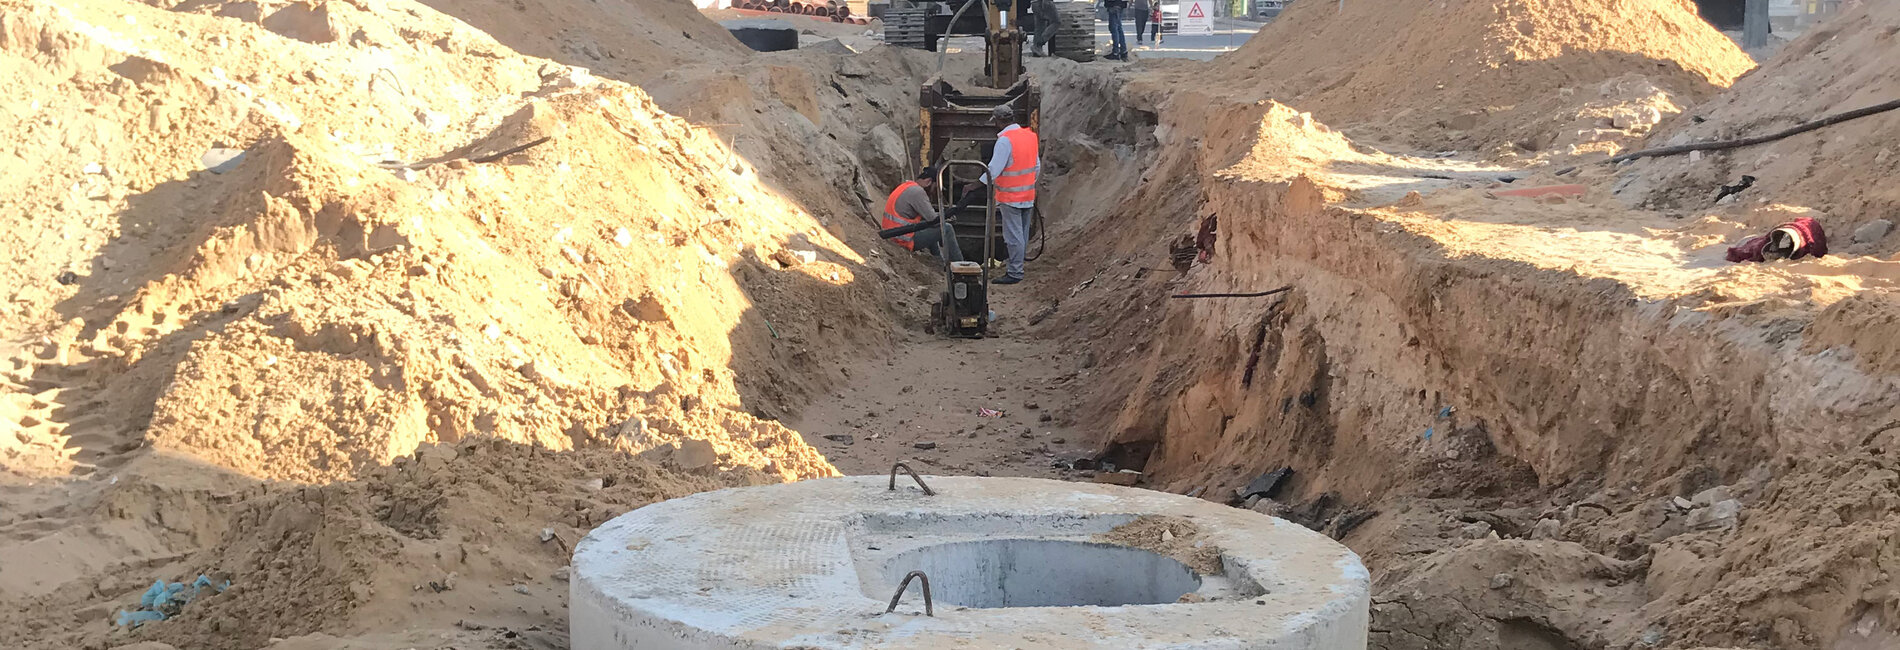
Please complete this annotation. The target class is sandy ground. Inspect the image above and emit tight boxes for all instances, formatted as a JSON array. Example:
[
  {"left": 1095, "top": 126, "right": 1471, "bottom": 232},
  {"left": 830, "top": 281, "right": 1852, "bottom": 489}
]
[{"left": 787, "top": 288, "right": 1096, "bottom": 480}]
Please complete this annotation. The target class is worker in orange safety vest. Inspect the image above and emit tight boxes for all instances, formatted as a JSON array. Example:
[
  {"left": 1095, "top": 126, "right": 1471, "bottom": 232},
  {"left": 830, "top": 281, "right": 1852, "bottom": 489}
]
[
  {"left": 880, "top": 168, "right": 962, "bottom": 261},
  {"left": 979, "top": 104, "right": 1038, "bottom": 284}
]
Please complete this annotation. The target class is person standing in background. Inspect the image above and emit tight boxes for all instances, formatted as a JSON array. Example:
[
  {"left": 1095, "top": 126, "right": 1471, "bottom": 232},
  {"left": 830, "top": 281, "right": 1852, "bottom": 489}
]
[
  {"left": 1148, "top": 1, "right": 1162, "bottom": 45},
  {"left": 1104, "top": 0, "right": 1129, "bottom": 60},
  {"left": 1132, "top": 0, "right": 1151, "bottom": 47}
]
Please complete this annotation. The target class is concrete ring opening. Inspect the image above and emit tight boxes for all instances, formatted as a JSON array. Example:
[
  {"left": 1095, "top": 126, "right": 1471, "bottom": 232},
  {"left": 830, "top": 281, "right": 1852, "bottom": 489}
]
[
  {"left": 879, "top": 539, "right": 1201, "bottom": 608},
  {"left": 571, "top": 476, "right": 1370, "bottom": 649}
]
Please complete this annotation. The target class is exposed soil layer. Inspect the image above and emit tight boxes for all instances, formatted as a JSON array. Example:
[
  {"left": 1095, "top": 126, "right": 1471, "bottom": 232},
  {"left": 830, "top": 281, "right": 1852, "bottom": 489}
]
[{"left": 1029, "top": 21, "right": 1900, "bottom": 646}]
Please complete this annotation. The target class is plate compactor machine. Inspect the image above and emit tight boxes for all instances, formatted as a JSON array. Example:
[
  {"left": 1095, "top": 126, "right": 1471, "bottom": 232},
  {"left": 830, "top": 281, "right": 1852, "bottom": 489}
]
[{"left": 876, "top": 0, "right": 1048, "bottom": 338}]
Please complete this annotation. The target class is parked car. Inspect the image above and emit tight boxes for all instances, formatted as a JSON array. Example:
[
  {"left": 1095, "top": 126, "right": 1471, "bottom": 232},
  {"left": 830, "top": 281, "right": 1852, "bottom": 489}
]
[{"left": 1257, "top": 0, "right": 1287, "bottom": 19}]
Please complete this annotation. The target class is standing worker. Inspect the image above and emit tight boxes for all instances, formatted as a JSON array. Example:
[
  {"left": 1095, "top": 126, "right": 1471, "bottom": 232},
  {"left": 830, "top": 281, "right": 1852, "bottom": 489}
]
[
  {"left": 1104, "top": 0, "right": 1129, "bottom": 60},
  {"left": 881, "top": 168, "right": 962, "bottom": 261},
  {"left": 978, "top": 104, "right": 1038, "bottom": 284},
  {"left": 1132, "top": 0, "right": 1150, "bottom": 47}
]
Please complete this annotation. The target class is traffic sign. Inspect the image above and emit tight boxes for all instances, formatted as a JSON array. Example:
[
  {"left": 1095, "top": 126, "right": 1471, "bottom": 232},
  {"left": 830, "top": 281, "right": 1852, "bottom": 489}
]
[{"left": 1180, "top": 0, "right": 1213, "bottom": 35}]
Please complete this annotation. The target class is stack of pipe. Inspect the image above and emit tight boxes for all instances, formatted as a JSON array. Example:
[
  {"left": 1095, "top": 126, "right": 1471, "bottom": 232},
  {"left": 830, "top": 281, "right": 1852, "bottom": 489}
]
[{"left": 730, "top": 0, "right": 871, "bottom": 23}]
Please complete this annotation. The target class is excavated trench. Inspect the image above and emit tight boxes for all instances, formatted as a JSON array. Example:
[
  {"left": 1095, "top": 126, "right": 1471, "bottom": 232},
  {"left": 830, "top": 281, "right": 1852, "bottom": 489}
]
[
  {"left": 1044, "top": 87, "right": 1757, "bottom": 496},
  {"left": 5, "top": 2, "right": 1893, "bottom": 645}
]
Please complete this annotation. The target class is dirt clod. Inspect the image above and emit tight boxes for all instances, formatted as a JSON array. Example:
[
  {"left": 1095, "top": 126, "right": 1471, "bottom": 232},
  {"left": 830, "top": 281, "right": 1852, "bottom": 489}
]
[{"left": 1096, "top": 516, "right": 1222, "bottom": 576}]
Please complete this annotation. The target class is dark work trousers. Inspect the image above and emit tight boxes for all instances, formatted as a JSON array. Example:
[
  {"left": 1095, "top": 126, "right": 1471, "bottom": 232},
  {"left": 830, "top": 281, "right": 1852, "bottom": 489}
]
[
  {"left": 1034, "top": 0, "right": 1059, "bottom": 54},
  {"left": 912, "top": 222, "right": 963, "bottom": 262}
]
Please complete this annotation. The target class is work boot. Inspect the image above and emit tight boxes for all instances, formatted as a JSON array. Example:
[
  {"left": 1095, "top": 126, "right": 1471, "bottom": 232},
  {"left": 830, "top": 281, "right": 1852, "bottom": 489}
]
[{"left": 993, "top": 275, "right": 1023, "bottom": 285}]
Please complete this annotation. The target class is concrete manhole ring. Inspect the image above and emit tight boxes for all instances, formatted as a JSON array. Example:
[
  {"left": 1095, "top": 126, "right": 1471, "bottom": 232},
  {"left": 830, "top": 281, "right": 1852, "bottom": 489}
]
[{"left": 572, "top": 476, "right": 1369, "bottom": 649}]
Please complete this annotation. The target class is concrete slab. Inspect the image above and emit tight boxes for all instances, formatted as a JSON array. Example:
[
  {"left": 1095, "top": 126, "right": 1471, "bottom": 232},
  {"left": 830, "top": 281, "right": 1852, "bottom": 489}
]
[{"left": 571, "top": 476, "right": 1369, "bottom": 649}]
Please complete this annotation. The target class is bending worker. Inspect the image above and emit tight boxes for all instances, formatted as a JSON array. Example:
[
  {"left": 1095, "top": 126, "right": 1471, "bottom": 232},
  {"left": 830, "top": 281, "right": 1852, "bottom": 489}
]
[
  {"left": 881, "top": 168, "right": 962, "bottom": 261},
  {"left": 979, "top": 104, "right": 1039, "bottom": 284}
]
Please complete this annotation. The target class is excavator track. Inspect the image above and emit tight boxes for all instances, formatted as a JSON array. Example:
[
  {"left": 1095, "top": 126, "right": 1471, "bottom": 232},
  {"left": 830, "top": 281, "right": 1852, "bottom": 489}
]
[
  {"left": 1047, "top": 2, "right": 1096, "bottom": 62},
  {"left": 883, "top": 6, "right": 933, "bottom": 50}
]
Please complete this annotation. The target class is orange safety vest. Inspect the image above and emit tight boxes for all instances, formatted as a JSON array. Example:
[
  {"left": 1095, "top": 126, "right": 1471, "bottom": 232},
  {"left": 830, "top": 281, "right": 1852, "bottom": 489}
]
[
  {"left": 882, "top": 181, "right": 923, "bottom": 250},
  {"left": 995, "top": 127, "right": 1039, "bottom": 205}
]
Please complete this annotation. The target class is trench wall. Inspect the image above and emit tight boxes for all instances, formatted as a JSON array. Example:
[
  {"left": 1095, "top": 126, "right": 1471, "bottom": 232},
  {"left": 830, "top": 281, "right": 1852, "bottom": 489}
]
[{"left": 1061, "top": 90, "right": 1900, "bottom": 501}]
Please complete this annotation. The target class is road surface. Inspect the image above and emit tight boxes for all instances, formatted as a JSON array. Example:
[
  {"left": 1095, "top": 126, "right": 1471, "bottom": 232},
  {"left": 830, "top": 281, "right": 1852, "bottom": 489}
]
[
  {"left": 937, "top": 16, "right": 1265, "bottom": 63},
  {"left": 1095, "top": 16, "right": 1264, "bottom": 61}
]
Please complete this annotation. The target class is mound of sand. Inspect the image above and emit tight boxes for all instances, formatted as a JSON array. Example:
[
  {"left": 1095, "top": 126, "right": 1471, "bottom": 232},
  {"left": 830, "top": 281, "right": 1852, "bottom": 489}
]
[
  {"left": 1623, "top": 2, "right": 1900, "bottom": 255},
  {"left": 0, "top": 0, "right": 934, "bottom": 484},
  {"left": 1211, "top": 0, "right": 1756, "bottom": 156},
  {"left": 411, "top": 0, "right": 749, "bottom": 85},
  {"left": 0, "top": 0, "right": 934, "bottom": 645}
]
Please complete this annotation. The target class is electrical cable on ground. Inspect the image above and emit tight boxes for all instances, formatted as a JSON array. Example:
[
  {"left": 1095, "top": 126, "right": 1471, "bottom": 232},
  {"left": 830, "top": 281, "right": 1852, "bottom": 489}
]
[{"left": 1025, "top": 206, "right": 1047, "bottom": 261}]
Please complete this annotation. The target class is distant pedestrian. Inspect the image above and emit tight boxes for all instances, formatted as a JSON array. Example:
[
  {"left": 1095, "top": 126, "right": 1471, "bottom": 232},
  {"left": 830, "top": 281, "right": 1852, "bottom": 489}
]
[
  {"left": 1133, "top": 0, "right": 1151, "bottom": 45},
  {"left": 1148, "top": 2, "right": 1162, "bottom": 44}
]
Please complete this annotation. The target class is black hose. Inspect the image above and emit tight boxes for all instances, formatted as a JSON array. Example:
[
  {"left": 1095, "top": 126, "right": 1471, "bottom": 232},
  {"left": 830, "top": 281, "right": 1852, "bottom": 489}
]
[
  {"left": 879, "top": 217, "right": 942, "bottom": 240},
  {"left": 471, "top": 136, "right": 552, "bottom": 164},
  {"left": 1024, "top": 205, "right": 1047, "bottom": 262},
  {"left": 878, "top": 186, "right": 987, "bottom": 240},
  {"left": 936, "top": 0, "right": 986, "bottom": 73},
  {"left": 1171, "top": 286, "right": 1292, "bottom": 299},
  {"left": 880, "top": 187, "right": 1046, "bottom": 262},
  {"left": 1555, "top": 98, "right": 1900, "bottom": 176}
]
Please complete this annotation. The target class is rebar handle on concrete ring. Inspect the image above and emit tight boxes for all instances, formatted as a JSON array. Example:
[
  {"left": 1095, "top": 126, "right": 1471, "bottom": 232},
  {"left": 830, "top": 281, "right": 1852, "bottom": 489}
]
[
  {"left": 888, "top": 461, "right": 935, "bottom": 496},
  {"left": 884, "top": 570, "right": 934, "bottom": 616}
]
